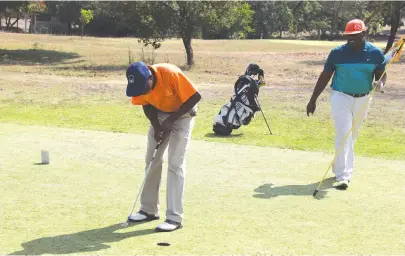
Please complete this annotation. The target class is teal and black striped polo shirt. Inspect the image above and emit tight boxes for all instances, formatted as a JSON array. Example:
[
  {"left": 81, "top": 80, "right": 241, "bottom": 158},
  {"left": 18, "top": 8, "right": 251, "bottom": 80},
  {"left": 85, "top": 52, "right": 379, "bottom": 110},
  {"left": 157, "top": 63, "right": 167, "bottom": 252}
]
[{"left": 324, "top": 42, "right": 386, "bottom": 94}]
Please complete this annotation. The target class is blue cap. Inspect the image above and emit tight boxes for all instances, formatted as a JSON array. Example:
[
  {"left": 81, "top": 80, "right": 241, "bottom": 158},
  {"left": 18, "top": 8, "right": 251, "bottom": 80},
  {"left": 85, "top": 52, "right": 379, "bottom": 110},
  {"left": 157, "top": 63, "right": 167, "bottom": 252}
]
[{"left": 126, "top": 62, "right": 151, "bottom": 97}]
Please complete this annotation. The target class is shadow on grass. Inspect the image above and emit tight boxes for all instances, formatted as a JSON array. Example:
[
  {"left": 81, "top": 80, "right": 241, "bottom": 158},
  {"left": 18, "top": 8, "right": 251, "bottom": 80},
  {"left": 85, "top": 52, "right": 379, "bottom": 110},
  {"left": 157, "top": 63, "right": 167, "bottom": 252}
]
[
  {"left": 10, "top": 223, "right": 155, "bottom": 255},
  {"left": 253, "top": 177, "right": 335, "bottom": 200},
  {"left": 33, "top": 162, "right": 49, "bottom": 165},
  {"left": 299, "top": 60, "right": 325, "bottom": 66},
  {"left": 179, "top": 64, "right": 192, "bottom": 71},
  {"left": 0, "top": 49, "right": 81, "bottom": 65},
  {"left": 50, "top": 63, "right": 192, "bottom": 73},
  {"left": 204, "top": 132, "right": 244, "bottom": 138},
  {"left": 51, "top": 64, "right": 128, "bottom": 73}
]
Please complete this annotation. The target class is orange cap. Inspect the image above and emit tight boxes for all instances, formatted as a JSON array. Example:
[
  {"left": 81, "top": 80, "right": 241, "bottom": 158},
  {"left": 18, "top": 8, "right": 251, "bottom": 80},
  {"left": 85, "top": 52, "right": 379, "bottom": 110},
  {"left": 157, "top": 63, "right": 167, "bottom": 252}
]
[{"left": 343, "top": 19, "right": 367, "bottom": 35}]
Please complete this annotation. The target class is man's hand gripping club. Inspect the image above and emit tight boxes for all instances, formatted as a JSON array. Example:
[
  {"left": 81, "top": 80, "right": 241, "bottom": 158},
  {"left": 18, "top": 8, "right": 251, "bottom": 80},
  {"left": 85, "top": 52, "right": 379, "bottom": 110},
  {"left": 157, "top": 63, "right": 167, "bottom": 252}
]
[{"left": 154, "top": 117, "right": 175, "bottom": 144}]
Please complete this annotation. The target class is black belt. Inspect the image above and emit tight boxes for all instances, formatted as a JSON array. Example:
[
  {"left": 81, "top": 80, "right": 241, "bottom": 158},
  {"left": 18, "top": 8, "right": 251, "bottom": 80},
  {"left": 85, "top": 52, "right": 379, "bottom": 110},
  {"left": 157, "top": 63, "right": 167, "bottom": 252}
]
[{"left": 336, "top": 90, "right": 369, "bottom": 98}]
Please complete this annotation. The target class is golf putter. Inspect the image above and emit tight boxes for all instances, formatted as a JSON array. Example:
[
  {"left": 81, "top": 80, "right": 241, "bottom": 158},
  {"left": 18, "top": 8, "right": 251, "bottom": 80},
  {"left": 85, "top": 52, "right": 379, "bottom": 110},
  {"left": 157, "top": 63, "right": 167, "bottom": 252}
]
[{"left": 123, "top": 134, "right": 163, "bottom": 226}]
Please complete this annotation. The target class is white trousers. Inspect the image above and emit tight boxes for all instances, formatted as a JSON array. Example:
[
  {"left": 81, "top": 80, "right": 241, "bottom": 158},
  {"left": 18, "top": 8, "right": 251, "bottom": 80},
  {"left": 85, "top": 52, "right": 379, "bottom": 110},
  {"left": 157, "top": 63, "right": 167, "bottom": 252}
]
[
  {"left": 330, "top": 90, "right": 371, "bottom": 181},
  {"left": 140, "top": 111, "right": 195, "bottom": 223}
]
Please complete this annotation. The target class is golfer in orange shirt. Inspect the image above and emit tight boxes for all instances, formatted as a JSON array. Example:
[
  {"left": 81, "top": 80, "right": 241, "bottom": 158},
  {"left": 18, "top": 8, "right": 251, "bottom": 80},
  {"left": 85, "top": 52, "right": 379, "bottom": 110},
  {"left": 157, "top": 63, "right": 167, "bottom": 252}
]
[{"left": 126, "top": 62, "right": 201, "bottom": 232}]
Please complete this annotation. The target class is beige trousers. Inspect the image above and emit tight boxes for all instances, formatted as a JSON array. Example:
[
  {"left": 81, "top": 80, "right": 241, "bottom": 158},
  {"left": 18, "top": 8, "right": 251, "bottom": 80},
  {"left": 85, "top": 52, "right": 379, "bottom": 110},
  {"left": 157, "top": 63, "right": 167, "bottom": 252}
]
[{"left": 140, "top": 111, "right": 195, "bottom": 223}]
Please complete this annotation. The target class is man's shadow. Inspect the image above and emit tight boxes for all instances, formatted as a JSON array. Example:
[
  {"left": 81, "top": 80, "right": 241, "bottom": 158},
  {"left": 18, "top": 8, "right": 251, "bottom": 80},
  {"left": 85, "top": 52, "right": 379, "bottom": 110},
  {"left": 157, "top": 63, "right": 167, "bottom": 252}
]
[
  {"left": 10, "top": 223, "right": 155, "bottom": 255},
  {"left": 253, "top": 177, "right": 335, "bottom": 200}
]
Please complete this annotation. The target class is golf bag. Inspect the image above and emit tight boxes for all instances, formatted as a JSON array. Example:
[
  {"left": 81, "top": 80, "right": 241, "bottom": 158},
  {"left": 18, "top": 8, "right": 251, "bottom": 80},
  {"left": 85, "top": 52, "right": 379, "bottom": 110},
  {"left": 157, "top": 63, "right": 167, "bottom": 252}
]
[{"left": 213, "top": 64, "right": 265, "bottom": 136}]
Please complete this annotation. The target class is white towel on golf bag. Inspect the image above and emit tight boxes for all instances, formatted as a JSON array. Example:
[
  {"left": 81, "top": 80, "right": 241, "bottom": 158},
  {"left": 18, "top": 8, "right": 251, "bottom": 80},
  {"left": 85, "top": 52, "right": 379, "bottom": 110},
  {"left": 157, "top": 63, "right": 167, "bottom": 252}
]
[{"left": 214, "top": 94, "right": 255, "bottom": 127}]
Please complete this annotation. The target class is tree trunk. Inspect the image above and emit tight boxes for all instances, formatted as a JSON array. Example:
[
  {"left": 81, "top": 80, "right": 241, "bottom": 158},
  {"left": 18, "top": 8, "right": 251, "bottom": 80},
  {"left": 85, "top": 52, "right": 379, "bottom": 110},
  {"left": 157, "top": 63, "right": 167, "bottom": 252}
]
[
  {"left": 385, "top": 2, "right": 401, "bottom": 54},
  {"left": 182, "top": 36, "right": 194, "bottom": 66},
  {"left": 330, "top": 1, "right": 343, "bottom": 39},
  {"left": 253, "top": 24, "right": 261, "bottom": 39},
  {"left": 262, "top": 28, "right": 269, "bottom": 39},
  {"left": 6, "top": 16, "right": 11, "bottom": 28},
  {"left": 10, "top": 17, "right": 19, "bottom": 28},
  {"left": 178, "top": 2, "right": 194, "bottom": 66},
  {"left": 31, "top": 14, "right": 36, "bottom": 33},
  {"left": 279, "top": 28, "right": 282, "bottom": 39}
]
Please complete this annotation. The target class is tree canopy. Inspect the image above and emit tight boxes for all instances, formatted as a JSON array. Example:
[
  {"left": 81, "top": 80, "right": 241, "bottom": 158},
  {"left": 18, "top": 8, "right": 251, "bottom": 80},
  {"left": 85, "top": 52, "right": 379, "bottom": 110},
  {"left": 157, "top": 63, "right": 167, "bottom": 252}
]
[{"left": 1, "top": 1, "right": 405, "bottom": 65}]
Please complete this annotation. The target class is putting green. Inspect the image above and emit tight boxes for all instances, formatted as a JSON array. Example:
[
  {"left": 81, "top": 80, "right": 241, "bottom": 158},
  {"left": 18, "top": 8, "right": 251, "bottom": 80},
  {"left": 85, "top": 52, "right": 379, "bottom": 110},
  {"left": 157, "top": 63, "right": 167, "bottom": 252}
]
[{"left": 1, "top": 123, "right": 404, "bottom": 254}]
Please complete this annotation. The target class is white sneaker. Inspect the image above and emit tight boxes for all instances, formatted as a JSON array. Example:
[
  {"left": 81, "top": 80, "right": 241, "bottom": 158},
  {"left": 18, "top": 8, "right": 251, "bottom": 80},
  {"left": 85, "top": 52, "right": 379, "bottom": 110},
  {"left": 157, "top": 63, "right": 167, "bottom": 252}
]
[
  {"left": 127, "top": 211, "right": 159, "bottom": 223},
  {"left": 156, "top": 219, "right": 183, "bottom": 232},
  {"left": 333, "top": 180, "right": 350, "bottom": 190}
]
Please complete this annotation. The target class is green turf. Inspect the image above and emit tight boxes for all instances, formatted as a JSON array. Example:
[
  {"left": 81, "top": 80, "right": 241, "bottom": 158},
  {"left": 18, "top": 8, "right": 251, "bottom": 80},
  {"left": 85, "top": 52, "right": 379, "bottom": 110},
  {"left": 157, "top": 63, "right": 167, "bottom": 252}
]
[
  {"left": 1, "top": 123, "right": 404, "bottom": 254},
  {"left": 1, "top": 97, "right": 404, "bottom": 160},
  {"left": 1, "top": 31, "right": 404, "bottom": 255}
]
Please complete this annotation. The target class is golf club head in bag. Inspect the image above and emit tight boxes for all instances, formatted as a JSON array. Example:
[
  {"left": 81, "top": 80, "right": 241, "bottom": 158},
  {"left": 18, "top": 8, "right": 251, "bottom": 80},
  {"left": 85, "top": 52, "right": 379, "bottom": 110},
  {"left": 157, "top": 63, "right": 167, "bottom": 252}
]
[{"left": 213, "top": 64, "right": 264, "bottom": 136}]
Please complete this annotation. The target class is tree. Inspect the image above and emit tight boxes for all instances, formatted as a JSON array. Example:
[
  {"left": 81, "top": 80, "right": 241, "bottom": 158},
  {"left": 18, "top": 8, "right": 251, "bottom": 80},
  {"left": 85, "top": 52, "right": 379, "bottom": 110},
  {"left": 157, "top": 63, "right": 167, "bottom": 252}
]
[
  {"left": 303, "top": 1, "right": 329, "bottom": 39},
  {"left": 88, "top": 2, "right": 162, "bottom": 38},
  {"left": 173, "top": 1, "right": 201, "bottom": 65},
  {"left": 228, "top": 2, "right": 254, "bottom": 39},
  {"left": 26, "top": 1, "right": 47, "bottom": 13},
  {"left": 79, "top": 9, "right": 93, "bottom": 37},
  {"left": 322, "top": 1, "right": 345, "bottom": 38},
  {"left": 45, "top": 1, "right": 90, "bottom": 34},
  {"left": 0, "top": 1, "right": 27, "bottom": 30},
  {"left": 289, "top": 1, "right": 328, "bottom": 38},
  {"left": 363, "top": 2, "right": 387, "bottom": 36},
  {"left": 313, "top": 1, "right": 368, "bottom": 39},
  {"left": 275, "top": 2, "right": 293, "bottom": 38},
  {"left": 385, "top": 2, "right": 405, "bottom": 53},
  {"left": 247, "top": 2, "right": 271, "bottom": 39},
  {"left": 136, "top": 1, "right": 253, "bottom": 66},
  {"left": 201, "top": 2, "right": 253, "bottom": 39}
]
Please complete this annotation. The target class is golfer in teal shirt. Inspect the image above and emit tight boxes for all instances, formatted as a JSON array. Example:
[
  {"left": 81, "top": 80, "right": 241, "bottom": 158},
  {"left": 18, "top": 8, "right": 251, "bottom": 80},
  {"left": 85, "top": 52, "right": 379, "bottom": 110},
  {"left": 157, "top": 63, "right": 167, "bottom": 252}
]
[{"left": 306, "top": 19, "right": 387, "bottom": 190}]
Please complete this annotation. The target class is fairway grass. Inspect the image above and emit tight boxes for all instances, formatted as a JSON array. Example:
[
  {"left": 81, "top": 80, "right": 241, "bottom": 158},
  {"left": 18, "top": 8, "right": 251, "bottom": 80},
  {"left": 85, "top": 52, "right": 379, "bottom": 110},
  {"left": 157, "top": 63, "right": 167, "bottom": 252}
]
[
  {"left": 1, "top": 31, "right": 405, "bottom": 255},
  {"left": 0, "top": 123, "right": 404, "bottom": 254},
  {"left": 1, "top": 91, "right": 404, "bottom": 160},
  {"left": 1, "top": 33, "right": 404, "bottom": 160}
]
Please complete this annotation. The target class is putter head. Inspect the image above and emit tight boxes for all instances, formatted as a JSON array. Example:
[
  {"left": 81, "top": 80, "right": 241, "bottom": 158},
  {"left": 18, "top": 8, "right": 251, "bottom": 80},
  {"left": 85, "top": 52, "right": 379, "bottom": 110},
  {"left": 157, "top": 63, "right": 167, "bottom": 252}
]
[
  {"left": 313, "top": 190, "right": 318, "bottom": 197},
  {"left": 126, "top": 216, "right": 135, "bottom": 223},
  {"left": 125, "top": 216, "right": 135, "bottom": 225}
]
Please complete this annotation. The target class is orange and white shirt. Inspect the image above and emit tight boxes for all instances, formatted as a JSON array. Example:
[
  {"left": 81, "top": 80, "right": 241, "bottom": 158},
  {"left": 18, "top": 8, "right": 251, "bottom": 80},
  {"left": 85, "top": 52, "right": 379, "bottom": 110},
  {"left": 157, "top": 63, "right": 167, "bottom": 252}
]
[{"left": 131, "top": 63, "right": 198, "bottom": 113}]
